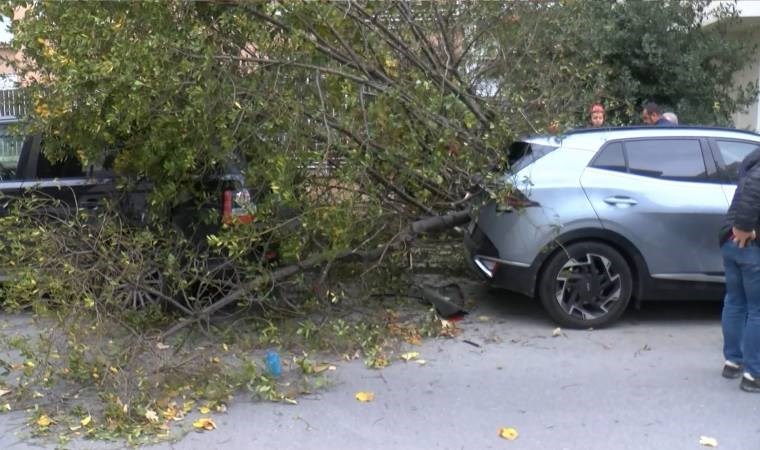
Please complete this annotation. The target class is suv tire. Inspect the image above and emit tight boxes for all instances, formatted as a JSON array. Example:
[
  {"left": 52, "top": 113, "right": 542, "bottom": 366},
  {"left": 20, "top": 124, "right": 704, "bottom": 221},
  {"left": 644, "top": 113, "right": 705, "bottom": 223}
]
[{"left": 537, "top": 241, "right": 632, "bottom": 328}]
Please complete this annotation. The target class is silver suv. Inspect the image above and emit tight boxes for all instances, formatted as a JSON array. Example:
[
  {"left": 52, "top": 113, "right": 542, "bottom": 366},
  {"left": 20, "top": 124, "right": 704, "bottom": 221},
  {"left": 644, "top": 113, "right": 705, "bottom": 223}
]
[{"left": 465, "top": 126, "right": 760, "bottom": 328}]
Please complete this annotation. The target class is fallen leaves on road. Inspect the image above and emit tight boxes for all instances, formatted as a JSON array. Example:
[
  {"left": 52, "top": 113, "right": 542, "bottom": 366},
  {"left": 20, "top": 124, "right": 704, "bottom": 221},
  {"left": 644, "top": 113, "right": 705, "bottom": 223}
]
[
  {"left": 400, "top": 352, "right": 419, "bottom": 362},
  {"left": 145, "top": 409, "right": 159, "bottom": 423},
  {"left": 439, "top": 320, "right": 462, "bottom": 338},
  {"left": 80, "top": 415, "right": 92, "bottom": 427},
  {"left": 161, "top": 404, "right": 184, "bottom": 421},
  {"left": 355, "top": 391, "right": 375, "bottom": 402},
  {"left": 498, "top": 427, "right": 519, "bottom": 440},
  {"left": 699, "top": 436, "right": 718, "bottom": 447},
  {"left": 193, "top": 418, "right": 216, "bottom": 431},
  {"left": 36, "top": 414, "right": 53, "bottom": 428},
  {"left": 552, "top": 327, "right": 562, "bottom": 337}
]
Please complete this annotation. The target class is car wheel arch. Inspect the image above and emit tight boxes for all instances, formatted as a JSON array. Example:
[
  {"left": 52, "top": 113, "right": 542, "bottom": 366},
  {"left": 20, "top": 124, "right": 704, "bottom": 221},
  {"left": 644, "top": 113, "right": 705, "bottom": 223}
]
[{"left": 533, "top": 228, "right": 650, "bottom": 301}]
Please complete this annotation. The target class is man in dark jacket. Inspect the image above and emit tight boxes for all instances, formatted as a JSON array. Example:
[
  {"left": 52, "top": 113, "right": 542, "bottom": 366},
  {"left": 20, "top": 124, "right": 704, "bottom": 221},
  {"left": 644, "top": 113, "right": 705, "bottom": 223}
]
[
  {"left": 720, "top": 146, "right": 760, "bottom": 392},
  {"left": 641, "top": 102, "right": 673, "bottom": 126}
]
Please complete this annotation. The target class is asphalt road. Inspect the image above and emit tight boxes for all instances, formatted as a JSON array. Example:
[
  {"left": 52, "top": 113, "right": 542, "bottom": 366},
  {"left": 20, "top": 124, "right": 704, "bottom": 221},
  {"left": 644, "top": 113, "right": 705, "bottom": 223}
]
[{"left": 2, "top": 283, "right": 759, "bottom": 450}]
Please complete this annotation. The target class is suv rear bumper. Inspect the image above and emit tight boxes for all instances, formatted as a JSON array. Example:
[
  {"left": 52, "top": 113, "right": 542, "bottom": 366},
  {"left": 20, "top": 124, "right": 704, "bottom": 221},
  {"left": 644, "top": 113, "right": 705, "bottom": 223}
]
[{"left": 464, "top": 224, "right": 538, "bottom": 298}]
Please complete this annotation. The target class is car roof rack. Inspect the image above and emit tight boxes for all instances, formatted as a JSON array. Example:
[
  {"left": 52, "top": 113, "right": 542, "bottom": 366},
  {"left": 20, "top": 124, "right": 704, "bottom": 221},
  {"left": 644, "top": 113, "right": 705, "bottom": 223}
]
[{"left": 562, "top": 125, "right": 760, "bottom": 138}]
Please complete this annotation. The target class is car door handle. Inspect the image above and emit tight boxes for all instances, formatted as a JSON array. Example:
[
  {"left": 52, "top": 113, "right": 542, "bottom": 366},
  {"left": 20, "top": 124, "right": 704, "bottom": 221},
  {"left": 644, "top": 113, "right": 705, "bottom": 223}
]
[{"left": 603, "top": 196, "right": 638, "bottom": 206}]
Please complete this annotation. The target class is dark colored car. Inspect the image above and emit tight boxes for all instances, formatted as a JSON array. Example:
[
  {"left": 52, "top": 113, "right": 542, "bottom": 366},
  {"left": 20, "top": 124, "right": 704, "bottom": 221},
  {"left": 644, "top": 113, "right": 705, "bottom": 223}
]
[{"left": 0, "top": 122, "right": 256, "bottom": 285}]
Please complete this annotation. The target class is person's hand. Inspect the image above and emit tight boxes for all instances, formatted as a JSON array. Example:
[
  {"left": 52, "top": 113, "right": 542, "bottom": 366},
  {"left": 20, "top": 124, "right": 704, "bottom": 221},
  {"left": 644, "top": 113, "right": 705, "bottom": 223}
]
[{"left": 732, "top": 227, "right": 756, "bottom": 248}]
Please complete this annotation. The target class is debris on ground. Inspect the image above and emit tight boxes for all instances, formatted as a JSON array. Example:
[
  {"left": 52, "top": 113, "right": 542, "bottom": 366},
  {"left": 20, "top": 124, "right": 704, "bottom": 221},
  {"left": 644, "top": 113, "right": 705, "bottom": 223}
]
[
  {"left": 498, "top": 426, "right": 519, "bottom": 440},
  {"left": 420, "top": 282, "right": 468, "bottom": 319},
  {"left": 699, "top": 436, "right": 718, "bottom": 447}
]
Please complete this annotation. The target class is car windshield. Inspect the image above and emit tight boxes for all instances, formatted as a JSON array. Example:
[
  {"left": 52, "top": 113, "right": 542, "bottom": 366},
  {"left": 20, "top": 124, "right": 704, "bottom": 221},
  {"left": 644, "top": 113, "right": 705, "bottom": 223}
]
[{"left": 507, "top": 141, "right": 559, "bottom": 173}]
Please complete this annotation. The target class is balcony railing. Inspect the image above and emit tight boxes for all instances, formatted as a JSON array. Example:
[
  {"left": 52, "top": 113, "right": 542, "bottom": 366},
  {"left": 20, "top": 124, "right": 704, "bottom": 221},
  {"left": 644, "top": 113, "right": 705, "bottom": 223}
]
[
  {"left": 0, "top": 88, "right": 24, "bottom": 166},
  {"left": 0, "top": 88, "right": 26, "bottom": 118}
]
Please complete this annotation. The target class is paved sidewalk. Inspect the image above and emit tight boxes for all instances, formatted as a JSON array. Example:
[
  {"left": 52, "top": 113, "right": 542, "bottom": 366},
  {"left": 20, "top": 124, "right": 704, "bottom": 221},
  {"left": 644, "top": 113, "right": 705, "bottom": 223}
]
[{"left": 2, "top": 287, "right": 758, "bottom": 450}]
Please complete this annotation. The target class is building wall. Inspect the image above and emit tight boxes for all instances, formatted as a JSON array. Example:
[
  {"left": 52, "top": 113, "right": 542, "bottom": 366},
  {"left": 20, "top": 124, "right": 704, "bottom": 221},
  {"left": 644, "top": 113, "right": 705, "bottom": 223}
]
[{"left": 730, "top": 29, "right": 760, "bottom": 132}]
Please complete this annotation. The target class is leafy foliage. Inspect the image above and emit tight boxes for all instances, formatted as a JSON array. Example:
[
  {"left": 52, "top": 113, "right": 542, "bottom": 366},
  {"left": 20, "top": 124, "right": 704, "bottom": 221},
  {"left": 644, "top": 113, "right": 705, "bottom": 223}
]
[
  {"left": 4, "top": 1, "right": 755, "bottom": 254},
  {"left": 0, "top": 1, "right": 757, "bottom": 441}
]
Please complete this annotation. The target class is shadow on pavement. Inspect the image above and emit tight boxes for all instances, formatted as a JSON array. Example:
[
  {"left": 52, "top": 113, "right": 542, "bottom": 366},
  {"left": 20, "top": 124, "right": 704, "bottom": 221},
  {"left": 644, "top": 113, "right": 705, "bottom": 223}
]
[{"left": 463, "top": 279, "right": 723, "bottom": 328}]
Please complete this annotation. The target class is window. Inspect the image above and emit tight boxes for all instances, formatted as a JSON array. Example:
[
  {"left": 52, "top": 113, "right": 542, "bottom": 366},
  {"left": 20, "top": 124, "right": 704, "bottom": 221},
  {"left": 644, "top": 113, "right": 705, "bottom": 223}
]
[
  {"left": 507, "top": 141, "right": 559, "bottom": 173},
  {"left": 0, "top": 15, "right": 11, "bottom": 45},
  {"left": 715, "top": 140, "right": 760, "bottom": 182},
  {"left": 591, "top": 142, "right": 626, "bottom": 172},
  {"left": 37, "top": 139, "right": 86, "bottom": 179},
  {"left": 0, "top": 124, "right": 22, "bottom": 180},
  {"left": 36, "top": 154, "right": 86, "bottom": 179},
  {"left": 625, "top": 139, "right": 706, "bottom": 181}
]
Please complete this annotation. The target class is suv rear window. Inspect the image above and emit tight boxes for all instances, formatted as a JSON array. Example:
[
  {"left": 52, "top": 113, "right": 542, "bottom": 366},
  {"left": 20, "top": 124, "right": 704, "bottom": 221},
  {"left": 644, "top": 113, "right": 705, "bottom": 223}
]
[{"left": 507, "top": 141, "right": 559, "bottom": 173}]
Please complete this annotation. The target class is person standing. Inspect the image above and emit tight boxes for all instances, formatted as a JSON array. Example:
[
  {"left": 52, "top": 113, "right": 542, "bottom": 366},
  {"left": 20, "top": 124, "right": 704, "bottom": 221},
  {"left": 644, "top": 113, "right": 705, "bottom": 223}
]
[
  {"left": 589, "top": 103, "right": 606, "bottom": 128},
  {"left": 641, "top": 102, "right": 672, "bottom": 126},
  {"left": 720, "top": 146, "right": 760, "bottom": 392}
]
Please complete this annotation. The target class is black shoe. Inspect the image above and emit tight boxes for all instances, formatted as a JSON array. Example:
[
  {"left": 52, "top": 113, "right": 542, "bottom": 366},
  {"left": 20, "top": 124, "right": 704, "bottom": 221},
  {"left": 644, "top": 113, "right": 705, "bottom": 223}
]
[
  {"left": 740, "top": 375, "right": 760, "bottom": 393},
  {"left": 722, "top": 363, "right": 742, "bottom": 379}
]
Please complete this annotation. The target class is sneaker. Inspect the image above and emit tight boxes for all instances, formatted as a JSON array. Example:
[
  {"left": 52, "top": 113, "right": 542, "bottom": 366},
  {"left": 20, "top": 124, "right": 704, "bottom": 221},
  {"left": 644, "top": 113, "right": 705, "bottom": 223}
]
[
  {"left": 722, "top": 361, "right": 742, "bottom": 379},
  {"left": 740, "top": 373, "right": 760, "bottom": 393}
]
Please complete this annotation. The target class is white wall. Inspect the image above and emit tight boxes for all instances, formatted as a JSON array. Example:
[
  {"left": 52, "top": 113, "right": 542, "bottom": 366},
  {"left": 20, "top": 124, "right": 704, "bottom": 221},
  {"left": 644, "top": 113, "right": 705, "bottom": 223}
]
[
  {"left": 704, "top": 1, "right": 760, "bottom": 131},
  {"left": 731, "top": 29, "right": 760, "bottom": 131}
]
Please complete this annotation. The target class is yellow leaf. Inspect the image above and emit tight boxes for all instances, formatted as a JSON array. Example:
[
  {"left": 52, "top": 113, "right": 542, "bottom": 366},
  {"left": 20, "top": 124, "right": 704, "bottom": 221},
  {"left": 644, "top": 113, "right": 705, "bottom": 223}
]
[
  {"left": 498, "top": 427, "right": 519, "bottom": 440},
  {"left": 182, "top": 400, "right": 196, "bottom": 413},
  {"left": 80, "top": 415, "right": 91, "bottom": 426},
  {"left": 699, "top": 436, "right": 718, "bottom": 447},
  {"left": 311, "top": 363, "right": 333, "bottom": 374},
  {"left": 1, "top": 403, "right": 10, "bottom": 412},
  {"left": 145, "top": 409, "right": 159, "bottom": 423},
  {"left": 199, "top": 406, "right": 211, "bottom": 414},
  {"left": 162, "top": 405, "right": 184, "bottom": 421},
  {"left": 400, "top": 352, "right": 419, "bottom": 362},
  {"left": 223, "top": 343, "right": 229, "bottom": 352},
  {"left": 24, "top": 361, "right": 35, "bottom": 368},
  {"left": 193, "top": 417, "right": 216, "bottom": 431},
  {"left": 355, "top": 391, "right": 375, "bottom": 402},
  {"left": 211, "top": 357, "right": 221, "bottom": 364},
  {"left": 36, "top": 415, "right": 53, "bottom": 427}
]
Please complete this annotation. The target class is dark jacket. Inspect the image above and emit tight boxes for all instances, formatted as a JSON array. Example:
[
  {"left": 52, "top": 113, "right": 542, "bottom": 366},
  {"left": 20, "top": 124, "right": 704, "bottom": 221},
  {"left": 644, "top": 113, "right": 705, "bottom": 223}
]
[
  {"left": 721, "top": 148, "right": 760, "bottom": 245},
  {"left": 655, "top": 117, "right": 673, "bottom": 126}
]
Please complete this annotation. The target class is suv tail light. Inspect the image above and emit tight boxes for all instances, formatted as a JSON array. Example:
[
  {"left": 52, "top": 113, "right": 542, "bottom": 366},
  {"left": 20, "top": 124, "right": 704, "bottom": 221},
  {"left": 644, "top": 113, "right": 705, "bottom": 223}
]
[{"left": 222, "top": 188, "right": 254, "bottom": 224}]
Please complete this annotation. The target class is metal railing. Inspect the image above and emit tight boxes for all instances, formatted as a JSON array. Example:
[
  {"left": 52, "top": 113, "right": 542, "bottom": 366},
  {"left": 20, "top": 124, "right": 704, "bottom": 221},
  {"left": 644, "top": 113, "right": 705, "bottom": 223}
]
[
  {"left": 0, "top": 88, "right": 24, "bottom": 165},
  {"left": 0, "top": 88, "right": 25, "bottom": 118}
]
